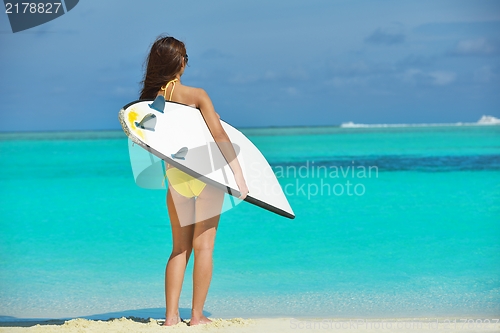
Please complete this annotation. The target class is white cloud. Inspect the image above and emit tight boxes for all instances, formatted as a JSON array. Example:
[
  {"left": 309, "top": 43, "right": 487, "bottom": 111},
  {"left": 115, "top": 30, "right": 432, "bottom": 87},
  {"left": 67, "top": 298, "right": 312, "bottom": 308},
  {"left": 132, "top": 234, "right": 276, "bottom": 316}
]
[
  {"left": 365, "top": 24, "right": 406, "bottom": 45},
  {"left": 474, "top": 66, "right": 495, "bottom": 83},
  {"left": 451, "top": 38, "right": 498, "bottom": 56},
  {"left": 326, "top": 76, "right": 367, "bottom": 87},
  {"left": 429, "top": 71, "right": 456, "bottom": 86},
  {"left": 229, "top": 68, "right": 309, "bottom": 85},
  {"left": 264, "top": 69, "right": 309, "bottom": 81},
  {"left": 283, "top": 87, "right": 299, "bottom": 96},
  {"left": 401, "top": 68, "right": 423, "bottom": 82},
  {"left": 401, "top": 69, "right": 456, "bottom": 86}
]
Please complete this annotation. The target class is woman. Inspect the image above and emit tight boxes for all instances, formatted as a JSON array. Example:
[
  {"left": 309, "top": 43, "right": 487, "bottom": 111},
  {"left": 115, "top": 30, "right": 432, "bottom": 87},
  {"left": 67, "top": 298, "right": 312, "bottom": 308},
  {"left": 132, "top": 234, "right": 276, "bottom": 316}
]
[{"left": 140, "top": 35, "right": 248, "bottom": 326}]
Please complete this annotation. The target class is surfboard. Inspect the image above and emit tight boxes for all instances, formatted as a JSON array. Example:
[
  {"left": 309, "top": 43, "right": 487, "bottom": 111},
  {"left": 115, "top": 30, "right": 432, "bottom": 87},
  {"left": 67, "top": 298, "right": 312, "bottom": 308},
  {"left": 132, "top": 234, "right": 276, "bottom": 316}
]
[{"left": 118, "top": 96, "right": 295, "bottom": 219}]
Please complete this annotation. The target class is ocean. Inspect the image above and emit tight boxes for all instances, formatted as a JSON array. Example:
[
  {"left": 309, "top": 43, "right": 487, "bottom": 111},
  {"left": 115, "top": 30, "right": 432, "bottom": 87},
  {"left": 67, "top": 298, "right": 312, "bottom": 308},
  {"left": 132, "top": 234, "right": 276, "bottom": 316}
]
[{"left": 0, "top": 124, "right": 499, "bottom": 321}]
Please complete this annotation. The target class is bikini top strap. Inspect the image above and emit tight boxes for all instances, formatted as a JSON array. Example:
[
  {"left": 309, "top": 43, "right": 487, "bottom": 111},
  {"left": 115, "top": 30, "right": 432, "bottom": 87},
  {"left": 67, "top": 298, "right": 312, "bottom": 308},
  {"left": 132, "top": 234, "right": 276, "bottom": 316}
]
[{"left": 161, "top": 78, "right": 178, "bottom": 101}]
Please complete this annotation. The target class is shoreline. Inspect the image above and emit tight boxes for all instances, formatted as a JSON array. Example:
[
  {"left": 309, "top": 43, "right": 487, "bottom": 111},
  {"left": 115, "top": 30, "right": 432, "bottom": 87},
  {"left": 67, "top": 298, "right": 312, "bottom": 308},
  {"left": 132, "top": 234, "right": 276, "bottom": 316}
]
[{"left": 1, "top": 316, "right": 499, "bottom": 332}]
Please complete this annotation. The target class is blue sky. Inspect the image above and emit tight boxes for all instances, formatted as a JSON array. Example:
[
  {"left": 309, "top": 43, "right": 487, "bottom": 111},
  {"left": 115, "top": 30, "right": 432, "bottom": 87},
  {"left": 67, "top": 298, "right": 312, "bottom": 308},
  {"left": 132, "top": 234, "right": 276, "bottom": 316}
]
[{"left": 0, "top": 0, "right": 499, "bottom": 131}]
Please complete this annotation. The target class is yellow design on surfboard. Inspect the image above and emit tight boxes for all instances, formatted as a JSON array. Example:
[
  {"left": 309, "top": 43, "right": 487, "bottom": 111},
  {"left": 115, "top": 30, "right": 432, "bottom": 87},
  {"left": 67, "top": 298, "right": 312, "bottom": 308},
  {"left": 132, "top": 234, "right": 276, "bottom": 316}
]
[{"left": 127, "top": 108, "right": 144, "bottom": 140}]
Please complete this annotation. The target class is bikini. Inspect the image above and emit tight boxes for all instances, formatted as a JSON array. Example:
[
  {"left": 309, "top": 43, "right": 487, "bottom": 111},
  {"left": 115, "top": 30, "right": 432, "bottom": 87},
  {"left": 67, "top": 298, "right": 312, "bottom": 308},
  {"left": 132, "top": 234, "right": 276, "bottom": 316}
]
[{"left": 162, "top": 79, "right": 207, "bottom": 198}]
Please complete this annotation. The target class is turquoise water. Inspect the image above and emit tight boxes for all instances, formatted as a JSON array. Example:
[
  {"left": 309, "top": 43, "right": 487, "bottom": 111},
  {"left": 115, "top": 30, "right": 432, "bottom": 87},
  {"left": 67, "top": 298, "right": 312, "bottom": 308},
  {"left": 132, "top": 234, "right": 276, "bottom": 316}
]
[{"left": 0, "top": 125, "right": 499, "bottom": 320}]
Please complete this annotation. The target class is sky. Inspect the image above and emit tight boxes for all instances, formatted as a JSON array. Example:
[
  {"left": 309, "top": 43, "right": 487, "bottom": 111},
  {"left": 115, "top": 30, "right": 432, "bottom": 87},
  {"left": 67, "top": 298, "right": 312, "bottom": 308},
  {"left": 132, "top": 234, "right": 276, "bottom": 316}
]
[{"left": 0, "top": 0, "right": 499, "bottom": 132}]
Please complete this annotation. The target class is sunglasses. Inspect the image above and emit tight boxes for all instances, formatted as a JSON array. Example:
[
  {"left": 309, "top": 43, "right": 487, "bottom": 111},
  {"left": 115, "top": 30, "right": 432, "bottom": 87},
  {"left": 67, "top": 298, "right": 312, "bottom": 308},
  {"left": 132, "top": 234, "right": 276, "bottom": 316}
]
[{"left": 184, "top": 54, "right": 189, "bottom": 64}]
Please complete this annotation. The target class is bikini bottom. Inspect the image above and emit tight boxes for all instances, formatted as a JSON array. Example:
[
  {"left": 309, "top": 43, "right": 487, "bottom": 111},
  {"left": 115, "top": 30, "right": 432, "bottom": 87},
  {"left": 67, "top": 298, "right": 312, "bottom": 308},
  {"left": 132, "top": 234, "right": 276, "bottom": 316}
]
[{"left": 166, "top": 167, "right": 206, "bottom": 198}]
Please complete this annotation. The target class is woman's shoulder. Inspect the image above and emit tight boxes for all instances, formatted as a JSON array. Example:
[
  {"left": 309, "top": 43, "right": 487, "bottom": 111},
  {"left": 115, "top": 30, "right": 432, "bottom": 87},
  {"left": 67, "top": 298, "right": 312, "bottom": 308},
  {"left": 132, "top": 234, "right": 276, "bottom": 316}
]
[
  {"left": 182, "top": 85, "right": 220, "bottom": 113},
  {"left": 180, "top": 84, "right": 210, "bottom": 102},
  {"left": 181, "top": 84, "right": 207, "bottom": 95}
]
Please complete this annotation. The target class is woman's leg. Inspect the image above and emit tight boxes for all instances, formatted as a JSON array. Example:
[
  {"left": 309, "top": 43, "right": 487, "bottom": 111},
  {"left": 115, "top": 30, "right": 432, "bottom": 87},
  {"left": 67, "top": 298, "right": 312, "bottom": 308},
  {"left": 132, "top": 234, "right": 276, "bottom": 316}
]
[
  {"left": 190, "top": 185, "right": 224, "bottom": 325},
  {"left": 164, "top": 187, "right": 195, "bottom": 326}
]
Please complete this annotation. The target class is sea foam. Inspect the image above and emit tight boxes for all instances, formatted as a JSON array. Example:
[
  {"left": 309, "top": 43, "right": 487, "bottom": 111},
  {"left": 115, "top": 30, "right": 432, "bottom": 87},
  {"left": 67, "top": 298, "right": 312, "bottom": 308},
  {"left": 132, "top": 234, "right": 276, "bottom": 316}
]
[{"left": 341, "top": 115, "right": 500, "bottom": 128}]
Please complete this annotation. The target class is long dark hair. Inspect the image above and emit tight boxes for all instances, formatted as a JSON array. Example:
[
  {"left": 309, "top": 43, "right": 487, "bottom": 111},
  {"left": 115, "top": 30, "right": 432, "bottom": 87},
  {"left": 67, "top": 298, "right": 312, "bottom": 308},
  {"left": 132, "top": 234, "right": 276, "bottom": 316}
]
[{"left": 140, "top": 35, "right": 188, "bottom": 99}]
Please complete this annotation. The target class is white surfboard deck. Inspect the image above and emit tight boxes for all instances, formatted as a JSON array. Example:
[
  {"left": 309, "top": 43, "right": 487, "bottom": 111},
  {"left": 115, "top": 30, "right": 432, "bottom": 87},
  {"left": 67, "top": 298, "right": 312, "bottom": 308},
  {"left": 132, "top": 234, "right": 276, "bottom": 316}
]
[{"left": 118, "top": 97, "right": 295, "bottom": 219}]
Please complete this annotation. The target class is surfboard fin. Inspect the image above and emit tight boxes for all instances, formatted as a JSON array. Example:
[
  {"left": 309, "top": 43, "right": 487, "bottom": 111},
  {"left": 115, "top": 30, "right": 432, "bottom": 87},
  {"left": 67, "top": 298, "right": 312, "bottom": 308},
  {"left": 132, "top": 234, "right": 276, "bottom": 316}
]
[
  {"left": 171, "top": 147, "right": 188, "bottom": 160},
  {"left": 149, "top": 95, "right": 165, "bottom": 113},
  {"left": 135, "top": 113, "right": 157, "bottom": 131}
]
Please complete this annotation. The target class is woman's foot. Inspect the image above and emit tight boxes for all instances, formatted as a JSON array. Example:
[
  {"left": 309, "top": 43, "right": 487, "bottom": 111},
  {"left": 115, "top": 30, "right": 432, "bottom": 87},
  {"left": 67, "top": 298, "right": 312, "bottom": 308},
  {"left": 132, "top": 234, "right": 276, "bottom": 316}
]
[
  {"left": 162, "top": 314, "right": 181, "bottom": 326},
  {"left": 189, "top": 315, "right": 212, "bottom": 326}
]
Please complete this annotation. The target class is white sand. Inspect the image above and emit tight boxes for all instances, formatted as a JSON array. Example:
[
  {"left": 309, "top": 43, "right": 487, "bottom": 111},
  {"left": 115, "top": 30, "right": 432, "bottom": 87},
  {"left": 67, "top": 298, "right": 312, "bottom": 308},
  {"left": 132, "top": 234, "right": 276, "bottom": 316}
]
[{"left": 1, "top": 317, "right": 498, "bottom": 333}]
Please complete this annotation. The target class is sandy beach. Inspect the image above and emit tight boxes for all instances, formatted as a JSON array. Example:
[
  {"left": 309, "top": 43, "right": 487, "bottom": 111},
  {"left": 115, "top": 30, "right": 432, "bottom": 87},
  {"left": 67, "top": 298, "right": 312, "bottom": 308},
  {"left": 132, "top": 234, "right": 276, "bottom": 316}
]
[{"left": 1, "top": 317, "right": 499, "bottom": 333}]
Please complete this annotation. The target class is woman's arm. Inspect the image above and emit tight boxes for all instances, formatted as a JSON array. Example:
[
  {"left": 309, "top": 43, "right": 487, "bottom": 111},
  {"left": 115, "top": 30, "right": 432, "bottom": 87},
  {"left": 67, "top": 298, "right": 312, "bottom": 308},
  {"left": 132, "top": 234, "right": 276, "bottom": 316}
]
[{"left": 195, "top": 88, "right": 249, "bottom": 199}]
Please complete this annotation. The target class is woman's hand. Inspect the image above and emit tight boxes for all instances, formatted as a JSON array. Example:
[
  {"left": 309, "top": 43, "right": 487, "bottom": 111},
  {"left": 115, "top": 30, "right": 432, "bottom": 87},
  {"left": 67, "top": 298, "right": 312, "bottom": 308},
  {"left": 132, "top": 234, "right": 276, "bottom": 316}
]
[{"left": 235, "top": 173, "right": 249, "bottom": 200}]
